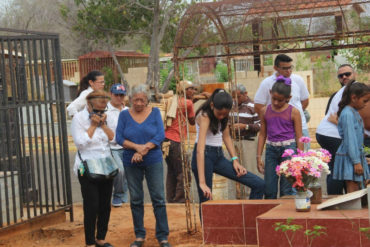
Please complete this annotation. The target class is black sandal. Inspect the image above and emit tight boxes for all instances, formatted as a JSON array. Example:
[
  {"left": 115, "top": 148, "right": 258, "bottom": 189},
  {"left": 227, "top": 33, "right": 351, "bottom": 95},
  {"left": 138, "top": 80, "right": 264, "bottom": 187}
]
[
  {"left": 159, "top": 242, "right": 172, "bottom": 247},
  {"left": 130, "top": 240, "right": 144, "bottom": 247},
  {"left": 95, "top": 242, "right": 113, "bottom": 247}
]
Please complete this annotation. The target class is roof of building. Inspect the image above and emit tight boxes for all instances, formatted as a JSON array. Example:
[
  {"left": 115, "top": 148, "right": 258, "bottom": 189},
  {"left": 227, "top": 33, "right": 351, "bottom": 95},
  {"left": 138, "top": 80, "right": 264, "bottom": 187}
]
[{"left": 79, "top": 50, "right": 149, "bottom": 59}]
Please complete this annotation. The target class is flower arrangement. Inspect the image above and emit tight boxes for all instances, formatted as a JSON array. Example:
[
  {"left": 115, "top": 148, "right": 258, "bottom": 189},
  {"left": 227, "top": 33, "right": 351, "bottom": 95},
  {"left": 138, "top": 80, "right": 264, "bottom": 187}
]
[{"left": 276, "top": 137, "right": 331, "bottom": 192}]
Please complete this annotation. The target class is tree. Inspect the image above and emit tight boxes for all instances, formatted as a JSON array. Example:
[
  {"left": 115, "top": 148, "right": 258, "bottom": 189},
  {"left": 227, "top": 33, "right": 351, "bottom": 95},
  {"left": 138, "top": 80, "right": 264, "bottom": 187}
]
[
  {"left": 64, "top": 0, "right": 194, "bottom": 94},
  {"left": 0, "top": 0, "right": 94, "bottom": 58},
  {"left": 61, "top": 0, "right": 152, "bottom": 89}
]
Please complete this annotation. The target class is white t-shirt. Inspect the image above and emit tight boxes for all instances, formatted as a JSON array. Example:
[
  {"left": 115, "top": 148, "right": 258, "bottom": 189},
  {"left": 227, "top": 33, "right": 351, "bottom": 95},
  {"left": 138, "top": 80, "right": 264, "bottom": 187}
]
[
  {"left": 316, "top": 86, "right": 345, "bottom": 139},
  {"left": 254, "top": 73, "right": 310, "bottom": 130},
  {"left": 106, "top": 102, "right": 129, "bottom": 150}
]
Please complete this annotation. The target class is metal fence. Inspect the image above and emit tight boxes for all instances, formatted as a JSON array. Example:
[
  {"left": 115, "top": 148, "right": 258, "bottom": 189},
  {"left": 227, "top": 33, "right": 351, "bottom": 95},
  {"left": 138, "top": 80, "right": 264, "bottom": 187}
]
[{"left": 0, "top": 28, "right": 73, "bottom": 228}]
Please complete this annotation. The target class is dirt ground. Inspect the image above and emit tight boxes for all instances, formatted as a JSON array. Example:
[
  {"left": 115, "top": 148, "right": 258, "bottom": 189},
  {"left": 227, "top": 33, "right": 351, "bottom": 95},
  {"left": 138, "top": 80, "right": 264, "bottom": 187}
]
[{"left": 0, "top": 203, "right": 206, "bottom": 247}]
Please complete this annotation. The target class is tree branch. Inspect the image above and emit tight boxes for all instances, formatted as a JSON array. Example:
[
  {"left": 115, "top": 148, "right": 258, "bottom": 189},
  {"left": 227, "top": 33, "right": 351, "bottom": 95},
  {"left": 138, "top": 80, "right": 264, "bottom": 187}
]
[
  {"left": 160, "top": 0, "right": 169, "bottom": 10},
  {"left": 99, "top": 27, "right": 149, "bottom": 35},
  {"left": 157, "top": 0, "right": 178, "bottom": 43},
  {"left": 126, "top": 0, "right": 154, "bottom": 11}
]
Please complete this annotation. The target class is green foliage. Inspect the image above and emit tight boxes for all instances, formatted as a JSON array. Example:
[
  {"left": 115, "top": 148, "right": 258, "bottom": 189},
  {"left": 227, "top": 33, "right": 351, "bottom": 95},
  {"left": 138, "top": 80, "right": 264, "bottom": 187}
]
[
  {"left": 274, "top": 218, "right": 327, "bottom": 247},
  {"left": 305, "top": 225, "right": 327, "bottom": 247},
  {"left": 160, "top": 61, "right": 193, "bottom": 92},
  {"left": 263, "top": 55, "right": 273, "bottom": 66},
  {"left": 364, "top": 146, "right": 370, "bottom": 156},
  {"left": 67, "top": 0, "right": 152, "bottom": 46},
  {"left": 339, "top": 37, "right": 370, "bottom": 72},
  {"left": 360, "top": 227, "right": 370, "bottom": 239},
  {"left": 214, "top": 62, "right": 233, "bottom": 82},
  {"left": 102, "top": 66, "right": 119, "bottom": 91},
  {"left": 274, "top": 218, "right": 303, "bottom": 233},
  {"left": 139, "top": 41, "right": 151, "bottom": 55}
]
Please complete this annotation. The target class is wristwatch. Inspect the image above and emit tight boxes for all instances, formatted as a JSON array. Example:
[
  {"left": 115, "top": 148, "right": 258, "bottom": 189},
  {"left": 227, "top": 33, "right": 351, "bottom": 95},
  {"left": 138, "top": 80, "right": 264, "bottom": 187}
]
[{"left": 245, "top": 124, "right": 249, "bottom": 130}]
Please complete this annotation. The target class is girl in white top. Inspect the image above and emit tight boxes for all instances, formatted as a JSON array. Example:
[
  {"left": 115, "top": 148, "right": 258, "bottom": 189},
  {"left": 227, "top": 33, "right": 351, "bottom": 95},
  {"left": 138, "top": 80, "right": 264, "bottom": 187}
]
[
  {"left": 191, "top": 89, "right": 264, "bottom": 208},
  {"left": 67, "top": 70, "right": 105, "bottom": 117}
]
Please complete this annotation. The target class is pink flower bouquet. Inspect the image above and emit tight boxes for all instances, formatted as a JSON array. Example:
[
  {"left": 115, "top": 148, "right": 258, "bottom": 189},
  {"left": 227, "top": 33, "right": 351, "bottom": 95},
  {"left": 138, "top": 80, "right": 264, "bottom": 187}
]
[{"left": 276, "top": 148, "right": 331, "bottom": 192}]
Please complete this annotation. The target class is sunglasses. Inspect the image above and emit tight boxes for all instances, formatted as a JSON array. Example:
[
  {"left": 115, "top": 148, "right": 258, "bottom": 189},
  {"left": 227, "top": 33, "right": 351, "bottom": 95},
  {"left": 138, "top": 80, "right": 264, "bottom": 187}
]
[
  {"left": 92, "top": 109, "right": 107, "bottom": 115},
  {"left": 337, "top": 72, "right": 352, "bottom": 79}
]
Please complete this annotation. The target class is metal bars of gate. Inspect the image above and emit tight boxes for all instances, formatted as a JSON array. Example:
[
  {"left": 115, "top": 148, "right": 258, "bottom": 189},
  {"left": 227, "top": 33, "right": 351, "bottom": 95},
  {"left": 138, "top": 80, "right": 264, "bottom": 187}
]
[{"left": 0, "top": 28, "right": 73, "bottom": 228}]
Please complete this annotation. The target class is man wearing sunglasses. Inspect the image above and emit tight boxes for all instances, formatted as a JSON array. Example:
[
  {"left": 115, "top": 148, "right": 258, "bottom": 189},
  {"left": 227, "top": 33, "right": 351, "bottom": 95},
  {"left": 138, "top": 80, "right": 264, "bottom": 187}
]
[
  {"left": 316, "top": 64, "right": 356, "bottom": 195},
  {"left": 106, "top": 83, "right": 129, "bottom": 207}
]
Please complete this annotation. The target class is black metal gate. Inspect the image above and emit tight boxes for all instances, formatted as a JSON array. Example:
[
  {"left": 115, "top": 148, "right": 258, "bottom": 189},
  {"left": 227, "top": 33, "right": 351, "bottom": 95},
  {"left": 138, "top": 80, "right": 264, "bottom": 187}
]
[{"left": 0, "top": 28, "right": 73, "bottom": 228}]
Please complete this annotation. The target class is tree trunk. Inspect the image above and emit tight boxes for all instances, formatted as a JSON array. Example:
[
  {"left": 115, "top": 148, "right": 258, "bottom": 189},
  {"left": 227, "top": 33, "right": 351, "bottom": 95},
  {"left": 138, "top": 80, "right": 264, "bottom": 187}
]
[
  {"left": 106, "top": 34, "right": 129, "bottom": 90},
  {"left": 145, "top": 0, "right": 160, "bottom": 90}
]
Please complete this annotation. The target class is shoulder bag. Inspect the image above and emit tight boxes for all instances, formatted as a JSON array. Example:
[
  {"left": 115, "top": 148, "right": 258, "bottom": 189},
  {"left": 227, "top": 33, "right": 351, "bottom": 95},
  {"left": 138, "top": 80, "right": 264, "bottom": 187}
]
[{"left": 78, "top": 150, "right": 119, "bottom": 182}]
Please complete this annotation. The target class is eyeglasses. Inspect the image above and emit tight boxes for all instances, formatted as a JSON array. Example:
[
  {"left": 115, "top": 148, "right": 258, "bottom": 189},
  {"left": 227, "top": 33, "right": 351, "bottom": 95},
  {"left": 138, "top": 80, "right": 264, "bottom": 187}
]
[
  {"left": 94, "top": 80, "right": 105, "bottom": 85},
  {"left": 278, "top": 65, "right": 294, "bottom": 71},
  {"left": 337, "top": 72, "right": 352, "bottom": 79},
  {"left": 113, "top": 94, "right": 125, "bottom": 97}
]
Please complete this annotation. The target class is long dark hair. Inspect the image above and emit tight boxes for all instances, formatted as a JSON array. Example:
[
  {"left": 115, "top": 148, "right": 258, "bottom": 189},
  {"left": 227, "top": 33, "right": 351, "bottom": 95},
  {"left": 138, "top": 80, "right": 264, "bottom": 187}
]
[
  {"left": 77, "top": 70, "right": 104, "bottom": 96},
  {"left": 337, "top": 81, "right": 370, "bottom": 117},
  {"left": 196, "top": 88, "right": 233, "bottom": 134}
]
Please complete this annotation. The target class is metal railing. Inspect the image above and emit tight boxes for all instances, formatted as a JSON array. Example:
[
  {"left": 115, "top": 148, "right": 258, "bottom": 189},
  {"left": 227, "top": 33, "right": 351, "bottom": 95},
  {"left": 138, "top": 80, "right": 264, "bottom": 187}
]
[{"left": 0, "top": 28, "right": 73, "bottom": 228}]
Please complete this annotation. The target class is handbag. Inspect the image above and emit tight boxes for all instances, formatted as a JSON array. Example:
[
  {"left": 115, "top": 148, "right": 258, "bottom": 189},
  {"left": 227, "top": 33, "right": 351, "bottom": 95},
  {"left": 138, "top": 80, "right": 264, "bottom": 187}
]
[{"left": 78, "top": 150, "right": 119, "bottom": 182}]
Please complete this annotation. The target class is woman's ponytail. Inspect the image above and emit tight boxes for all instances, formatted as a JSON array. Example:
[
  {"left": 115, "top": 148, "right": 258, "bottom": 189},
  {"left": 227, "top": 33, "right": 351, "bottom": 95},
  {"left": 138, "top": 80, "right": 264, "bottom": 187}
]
[{"left": 77, "top": 70, "right": 103, "bottom": 97}]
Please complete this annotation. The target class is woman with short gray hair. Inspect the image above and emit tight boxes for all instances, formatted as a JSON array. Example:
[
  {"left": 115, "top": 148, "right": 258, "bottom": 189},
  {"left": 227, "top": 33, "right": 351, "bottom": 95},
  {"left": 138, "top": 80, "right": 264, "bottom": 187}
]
[{"left": 115, "top": 84, "right": 171, "bottom": 247}]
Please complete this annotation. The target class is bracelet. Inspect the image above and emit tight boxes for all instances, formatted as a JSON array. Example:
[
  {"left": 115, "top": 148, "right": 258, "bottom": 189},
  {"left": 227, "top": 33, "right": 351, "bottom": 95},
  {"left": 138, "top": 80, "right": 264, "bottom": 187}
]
[{"left": 231, "top": 156, "right": 239, "bottom": 161}]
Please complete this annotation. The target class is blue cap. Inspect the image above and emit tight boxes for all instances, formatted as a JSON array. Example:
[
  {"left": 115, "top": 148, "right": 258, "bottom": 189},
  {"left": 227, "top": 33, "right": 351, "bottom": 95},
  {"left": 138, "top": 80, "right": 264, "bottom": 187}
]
[{"left": 110, "top": 83, "right": 126, "bottom": 95}]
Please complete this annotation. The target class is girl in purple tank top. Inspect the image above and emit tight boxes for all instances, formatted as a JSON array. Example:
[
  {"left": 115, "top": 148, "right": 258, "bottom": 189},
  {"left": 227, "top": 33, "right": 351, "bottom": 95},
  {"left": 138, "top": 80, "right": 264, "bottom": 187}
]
[{"left": 257, "top": 76, "right": 303, "bottom": 199}]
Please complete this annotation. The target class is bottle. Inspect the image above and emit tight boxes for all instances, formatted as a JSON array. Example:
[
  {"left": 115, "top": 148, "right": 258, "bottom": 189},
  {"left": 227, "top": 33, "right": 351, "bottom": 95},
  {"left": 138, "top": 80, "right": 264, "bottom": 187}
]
[{"left": 308, "top": 181, "right": 322, "bottom": 204}]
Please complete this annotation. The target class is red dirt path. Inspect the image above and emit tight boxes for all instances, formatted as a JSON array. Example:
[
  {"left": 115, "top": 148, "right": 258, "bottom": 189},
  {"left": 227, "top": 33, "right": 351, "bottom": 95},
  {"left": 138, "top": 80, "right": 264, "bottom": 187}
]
[{"left": 0, "top": 204, "right": 205, "bottom": 247}]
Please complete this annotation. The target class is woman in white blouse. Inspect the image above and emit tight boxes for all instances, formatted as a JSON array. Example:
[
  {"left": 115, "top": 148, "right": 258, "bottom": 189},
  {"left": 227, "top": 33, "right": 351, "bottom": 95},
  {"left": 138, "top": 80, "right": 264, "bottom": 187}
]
[
  {"left": 71, "top": 90, "right": 115, "bottom": 247},
  {"left": 67, "top": 70, "right": 105, "bottom": 117}
]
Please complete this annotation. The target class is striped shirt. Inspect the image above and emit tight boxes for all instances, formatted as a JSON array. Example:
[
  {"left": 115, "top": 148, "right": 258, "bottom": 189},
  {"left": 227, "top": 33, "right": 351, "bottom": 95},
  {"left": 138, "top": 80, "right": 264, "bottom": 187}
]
[{"left": 231, "top": 98, "right": 261, "bottom": 139}]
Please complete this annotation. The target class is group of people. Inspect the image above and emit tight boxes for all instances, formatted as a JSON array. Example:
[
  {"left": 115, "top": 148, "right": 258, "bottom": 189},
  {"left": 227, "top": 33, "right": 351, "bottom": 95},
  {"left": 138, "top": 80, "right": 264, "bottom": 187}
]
[
  {"left": 69, "top": 73, "right": 170, "bottom": 247},
  {"left": 67, "top": 53, "right": 370, "bottom": 247}
]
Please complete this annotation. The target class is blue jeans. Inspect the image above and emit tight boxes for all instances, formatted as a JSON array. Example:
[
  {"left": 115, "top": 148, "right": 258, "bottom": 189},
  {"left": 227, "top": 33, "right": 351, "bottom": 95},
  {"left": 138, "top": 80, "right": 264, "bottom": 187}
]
[
  {"left": 124, "top": 162, "right": 169, "bottom": 242},
  {"left": 264, "top": 143, "right": 297, "bottom": 199},
  {"left": 111, "top": 149, "right": 128, "bottom": 203},
  {"left": 302, "top": 128, "right": 310, "bottom": 150},
  {"left": 191, "top": 145, "right": 265, "bottom": 205}
]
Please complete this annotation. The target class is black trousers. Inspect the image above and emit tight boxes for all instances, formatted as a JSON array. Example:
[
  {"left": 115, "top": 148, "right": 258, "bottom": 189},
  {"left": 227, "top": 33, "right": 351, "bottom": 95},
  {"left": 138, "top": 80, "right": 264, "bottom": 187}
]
[
  {"left": 78, "top": 174, "right": 113, "bottom": 245},
  {"left": 316, "top": 133, "right": 346, "bottom": 195}
]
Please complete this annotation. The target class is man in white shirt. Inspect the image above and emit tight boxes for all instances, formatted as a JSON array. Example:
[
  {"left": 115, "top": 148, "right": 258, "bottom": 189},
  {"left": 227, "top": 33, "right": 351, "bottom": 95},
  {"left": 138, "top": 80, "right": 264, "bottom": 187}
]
[
  {"left": 254, "top": 54, "right": 310, "bottom": 146},
  {"left": 316, "top": 64, "right": 356, "bottom": 195},
  {"left": 106, "top": 83, "right": 129, "bottom": 207}
]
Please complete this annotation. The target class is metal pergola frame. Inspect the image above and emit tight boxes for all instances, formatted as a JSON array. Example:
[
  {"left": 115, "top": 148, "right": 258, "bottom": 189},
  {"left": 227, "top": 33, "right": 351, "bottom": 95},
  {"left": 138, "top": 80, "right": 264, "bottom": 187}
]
[{"left": 173, "top": 0, "right": 370, "bottom": 234}]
